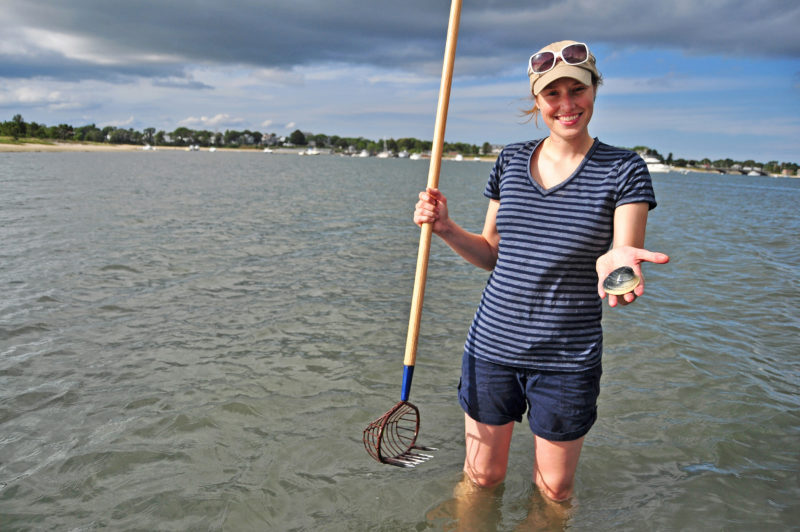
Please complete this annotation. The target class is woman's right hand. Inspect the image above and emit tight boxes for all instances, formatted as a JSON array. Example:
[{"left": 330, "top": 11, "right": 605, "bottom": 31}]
[{"left": 414, "top": 187, "right": 450, "bottom": 234}]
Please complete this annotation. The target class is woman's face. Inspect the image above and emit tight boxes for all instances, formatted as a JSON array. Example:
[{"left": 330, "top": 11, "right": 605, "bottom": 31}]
[{"left": 535, "top": 77, "right": 595, "bottom": 141}]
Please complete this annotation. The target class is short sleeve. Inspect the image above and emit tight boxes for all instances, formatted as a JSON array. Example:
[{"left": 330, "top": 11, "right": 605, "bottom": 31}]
[
  {"left": 616, "top": 153, "right": 657, "bottom": 210},
  {"left": 484, "top": 151, "right": 504, "bottom": 200},
  {"left": 483, "top": 142, "right": 532, "bottom": 201}
]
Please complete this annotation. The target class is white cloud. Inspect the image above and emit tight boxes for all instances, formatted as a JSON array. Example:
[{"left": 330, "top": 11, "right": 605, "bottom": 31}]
[
  {"left": 178, "top": 114, "right": 245, "bottom": 128},
  {"left": 20, "top": 27, "right": 120, "bottom": 66},
  {"left": 285, "top": 121, "right": 295, "bottom": 129},
  {"left": 17, "top": 26, "right": 184, "bottom": 66},
  {"left": 105, "top": 116, "right": 135, "bottom": 127},
  {"left": 0, "top": 84, "right": 82, "bottom": 111},
  {"left": 365, "top": 72, "right": 431, "bottom": 85},
  {"left": 15, "top": 86, "right": 63, "bottom": 104},
  {"left": 252, "top": 67, "right": 305, "bottom": 86}
]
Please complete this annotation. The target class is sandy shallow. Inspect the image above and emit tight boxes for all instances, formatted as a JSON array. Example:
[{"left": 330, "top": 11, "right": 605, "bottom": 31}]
[
  {"left": 0, "top": 142, "right": 314, "bottom": 154},
  {"left": 0, "top": 142, "right": 154, "bottom": 152},
  {"left": 0, "top": 142, "right": 275, "bottom": 153}
]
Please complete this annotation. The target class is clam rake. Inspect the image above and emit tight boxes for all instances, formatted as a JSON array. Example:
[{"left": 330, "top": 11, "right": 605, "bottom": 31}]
[
  {"left": 362, "top": 397, "right": 436, "bottom": 468},
  {"left": 362, "top": 0, "right": 461, "bottom": 469}
]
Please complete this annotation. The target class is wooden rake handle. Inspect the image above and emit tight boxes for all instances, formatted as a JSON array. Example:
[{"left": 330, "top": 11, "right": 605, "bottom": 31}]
[{"left": 403, "top": 0, "right": 462, "bottom": 370}]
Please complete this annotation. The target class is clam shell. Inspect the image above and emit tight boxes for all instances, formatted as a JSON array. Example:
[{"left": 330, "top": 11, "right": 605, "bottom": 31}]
[{"left": 602, "top": 266, "right": 640, "bottom": 295}]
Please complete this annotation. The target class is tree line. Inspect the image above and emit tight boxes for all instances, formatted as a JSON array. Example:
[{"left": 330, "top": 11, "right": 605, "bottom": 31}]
[
  {"left": 633, "top": 146, "right": 798, "bottom": 176},
  {"left": 1, "top": 114, "right": 492, "bottom": 156},
  {"left": 287, "top": 129, "right": 492, "bottom": 157},
  {"left": 2, "top": 114, "right": 796, "bottom": 174}
]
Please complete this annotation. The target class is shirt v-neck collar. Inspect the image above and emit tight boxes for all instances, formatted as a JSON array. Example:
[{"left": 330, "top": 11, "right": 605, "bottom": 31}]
[{"left": 526, "top": 137, "right": 599, "bottom": 195}]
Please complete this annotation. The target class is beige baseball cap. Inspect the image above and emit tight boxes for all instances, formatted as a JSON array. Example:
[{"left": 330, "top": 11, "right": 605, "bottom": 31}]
[{"left": 528, "top": 40, "right": 600, "bottom": 96}]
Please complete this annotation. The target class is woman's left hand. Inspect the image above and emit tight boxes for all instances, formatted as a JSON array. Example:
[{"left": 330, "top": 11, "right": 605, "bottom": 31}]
[{"left": 596, "top": 245, "right": 670, "bottom": 307}]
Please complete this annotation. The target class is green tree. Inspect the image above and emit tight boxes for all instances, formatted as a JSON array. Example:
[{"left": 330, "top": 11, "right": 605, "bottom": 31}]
[
  {"left": 11, "top": 114, "right": 26, "bottom": 139},
  {"left": 289, "top": 129, "right": 307, "bottom": 146},
  {"left": 31, "top": 122, "right": 46, "bottom": 138},
  {"left": 764, "top": 161, "right": 779, "bottom": 174},
  {"left": 109, "top": 128, "right": 130, "bottom": 144},
  {"left": 224, "top": 129, "right": 241, "bottom": 146},
  {"left": 195, "top": 130, "right": 212, "bottom": 146},
  {"left": 53, "top": 123, "right": 74, "bottom": 140},
  {"left": 311, "top": 133, "right": 328, "bottom": 147},
  {"left": 173, "top": 127, "right": 194, "bottom": 145},
  {"left": 74, "top": 124, "right": 103, "bottom": 142}
]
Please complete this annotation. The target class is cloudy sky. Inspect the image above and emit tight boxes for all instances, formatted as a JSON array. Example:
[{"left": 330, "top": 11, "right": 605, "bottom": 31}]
[{"left": 2, "top": 0, "right": 799, "bottom": 162}]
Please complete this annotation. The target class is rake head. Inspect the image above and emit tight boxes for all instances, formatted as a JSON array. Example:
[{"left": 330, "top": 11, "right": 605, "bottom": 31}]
[{"left": 363, "top": 401, "right": 435, "bottom": 468}]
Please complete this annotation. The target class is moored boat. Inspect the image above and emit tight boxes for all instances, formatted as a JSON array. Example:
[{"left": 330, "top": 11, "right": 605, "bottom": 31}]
[{"left": 642, "top": 155, "right": 671, "bottom": 173}]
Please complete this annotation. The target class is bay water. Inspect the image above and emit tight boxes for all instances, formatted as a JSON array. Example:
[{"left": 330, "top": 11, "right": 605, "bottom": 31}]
[{"left": 1, "top": 151, "right": 798, "bottom": 530}]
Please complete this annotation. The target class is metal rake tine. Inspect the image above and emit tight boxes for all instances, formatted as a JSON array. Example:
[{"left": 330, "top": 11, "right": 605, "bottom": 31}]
[
  {"left": 384, "top": 457, "right": 417, "bottom": 468},
  {"left": 385, "top": 453, "right": 432, "bottom": 468},
  {"left": 406, "top": 450, "right": 435, "bottom": 461},
  {"left": 395, "top": 450, "right": 435, "bottom": 467}
]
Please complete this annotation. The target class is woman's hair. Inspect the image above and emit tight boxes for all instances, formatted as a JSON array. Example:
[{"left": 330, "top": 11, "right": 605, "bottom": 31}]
[{"left": 522, "top": 72, "right": 603, "bottom": 126}]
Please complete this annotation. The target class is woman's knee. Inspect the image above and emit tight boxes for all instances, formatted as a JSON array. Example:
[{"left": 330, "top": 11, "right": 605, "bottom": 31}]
[
  {"left": 535, "top": 476, "right": 574, "bottom": 502},
  {"left": 463, "top": 415, "right": 514, "bottom": 488},
  {"left": 463, "top": 461, "right": 507, "bottom": 488},
  {"left": 532, "top": 435, "right": 584, "bottom": 501}
]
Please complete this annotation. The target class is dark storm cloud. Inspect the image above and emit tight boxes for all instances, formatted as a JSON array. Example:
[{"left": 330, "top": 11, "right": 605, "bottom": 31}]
[
  {"left": 0, "top": 51, "right": 188, "bottom": 83},
  {"left": 3, "top": 0, "right": 799, "bottom": 81}
]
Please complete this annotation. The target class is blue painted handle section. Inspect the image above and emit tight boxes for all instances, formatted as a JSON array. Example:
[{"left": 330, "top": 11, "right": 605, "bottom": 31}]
[{"left": 400, "top": 365, "right": 415, "bottom": 402}]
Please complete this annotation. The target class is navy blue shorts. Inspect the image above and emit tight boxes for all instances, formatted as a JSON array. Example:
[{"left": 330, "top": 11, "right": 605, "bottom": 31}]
[{"left": 457, "top": 353, "right": 602, "bottom": 442}]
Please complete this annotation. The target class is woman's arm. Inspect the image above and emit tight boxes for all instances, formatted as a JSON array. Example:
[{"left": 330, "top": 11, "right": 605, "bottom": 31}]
[
  {"left": 596, "top": 202, "right": 670, "bottom": 307},
  {"left": 414, "top": 188, "right": 500, "bottom": 271}
]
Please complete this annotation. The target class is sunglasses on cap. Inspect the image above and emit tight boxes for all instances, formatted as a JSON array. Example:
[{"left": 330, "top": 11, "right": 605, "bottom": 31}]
[{"left": 529, "top": 42, "right": 590, "bottom": 74}]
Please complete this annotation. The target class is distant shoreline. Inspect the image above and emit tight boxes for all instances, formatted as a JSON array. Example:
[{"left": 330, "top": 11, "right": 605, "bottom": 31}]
[
  {"left": 0, "top": 141, "right": 263, "bottom": 153},
  {"left": 2, "top": 141, "right": 797, "bottom": 178}
]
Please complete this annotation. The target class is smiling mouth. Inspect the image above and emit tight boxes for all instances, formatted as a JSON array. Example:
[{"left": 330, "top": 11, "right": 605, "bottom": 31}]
[{"left": 558, "top": 113, "right": 581, "bottom": 123}]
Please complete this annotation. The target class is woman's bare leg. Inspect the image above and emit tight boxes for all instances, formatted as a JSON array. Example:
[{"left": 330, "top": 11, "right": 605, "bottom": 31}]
[
  {"left": 532, "top": 435, "right": 585, "bottom": 501},
  {"left": 463, "top": 413, "right": 515, "bottom": 488}
]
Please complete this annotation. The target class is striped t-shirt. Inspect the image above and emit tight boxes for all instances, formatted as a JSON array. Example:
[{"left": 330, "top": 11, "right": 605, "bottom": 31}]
[{"left": 463, "top": 138, "right": 657, "bottom": 371}]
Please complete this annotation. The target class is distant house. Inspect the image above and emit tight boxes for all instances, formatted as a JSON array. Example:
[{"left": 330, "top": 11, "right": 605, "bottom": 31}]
[{"left": 261, "top": 133, "right": 279, "bottom": 146}]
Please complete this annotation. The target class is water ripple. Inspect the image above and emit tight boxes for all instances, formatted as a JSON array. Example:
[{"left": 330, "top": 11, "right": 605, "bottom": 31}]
[{"left": 0, "top": 154, "right": 797, "bottom": 530}]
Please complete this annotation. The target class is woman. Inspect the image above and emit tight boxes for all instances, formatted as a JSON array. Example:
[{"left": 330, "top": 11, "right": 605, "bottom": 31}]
[{"left": 414, "top": 40, "right": 669, "bottom": 502}]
